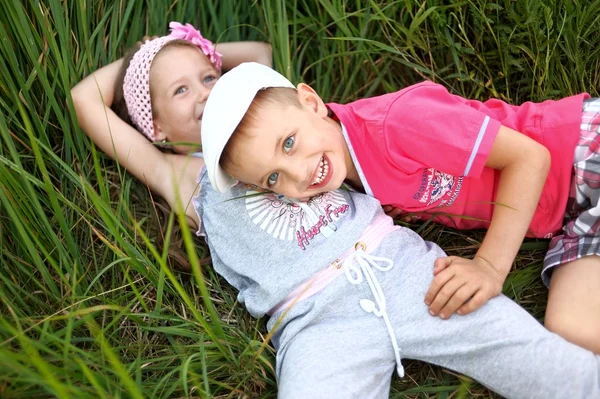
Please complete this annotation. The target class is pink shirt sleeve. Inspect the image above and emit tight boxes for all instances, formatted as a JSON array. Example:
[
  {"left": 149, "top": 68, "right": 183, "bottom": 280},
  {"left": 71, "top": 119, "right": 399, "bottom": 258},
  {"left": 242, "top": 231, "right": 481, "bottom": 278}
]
[{"left": 383, "top": 82, "right": 501, "bottom": 178}]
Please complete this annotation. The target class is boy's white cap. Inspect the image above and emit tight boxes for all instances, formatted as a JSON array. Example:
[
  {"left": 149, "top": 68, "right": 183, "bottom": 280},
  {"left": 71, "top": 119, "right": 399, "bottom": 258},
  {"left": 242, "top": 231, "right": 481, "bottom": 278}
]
[{"left": 202, "top": 62, "right": 295, "bottom": 192}]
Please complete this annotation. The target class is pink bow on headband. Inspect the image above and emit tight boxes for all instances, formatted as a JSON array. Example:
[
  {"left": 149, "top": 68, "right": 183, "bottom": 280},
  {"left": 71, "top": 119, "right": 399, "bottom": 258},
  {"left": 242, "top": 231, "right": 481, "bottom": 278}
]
[{"left": 169, "top": 21, "right": 222, "bottom": 70}]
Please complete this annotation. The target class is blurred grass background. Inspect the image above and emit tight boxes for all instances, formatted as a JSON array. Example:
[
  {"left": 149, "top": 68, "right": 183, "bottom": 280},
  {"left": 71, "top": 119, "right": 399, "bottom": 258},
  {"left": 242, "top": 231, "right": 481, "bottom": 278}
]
[{"left": 1, "top": 0, "right": 599, "bottom": 397}]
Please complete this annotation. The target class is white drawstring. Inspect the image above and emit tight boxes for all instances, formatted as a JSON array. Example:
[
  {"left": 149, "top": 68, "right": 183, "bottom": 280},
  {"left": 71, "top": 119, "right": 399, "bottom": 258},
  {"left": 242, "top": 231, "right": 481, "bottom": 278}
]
[{"left": 343, "top": 246, "right": 405, "bottom": 377}]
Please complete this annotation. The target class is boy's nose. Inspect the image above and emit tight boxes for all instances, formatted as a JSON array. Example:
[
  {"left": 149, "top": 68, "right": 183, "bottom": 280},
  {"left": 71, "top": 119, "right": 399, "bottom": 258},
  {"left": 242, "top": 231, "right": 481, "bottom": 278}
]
[{"left": 286, "top": 160, "right": 311, "bottom": 188}]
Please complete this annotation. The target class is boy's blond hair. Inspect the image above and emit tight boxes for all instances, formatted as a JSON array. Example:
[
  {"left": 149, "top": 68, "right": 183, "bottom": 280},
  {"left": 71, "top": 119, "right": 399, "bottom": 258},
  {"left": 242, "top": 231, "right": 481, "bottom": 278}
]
[{"left": 220, "top": 87, "right": 300, "bottom": 173}]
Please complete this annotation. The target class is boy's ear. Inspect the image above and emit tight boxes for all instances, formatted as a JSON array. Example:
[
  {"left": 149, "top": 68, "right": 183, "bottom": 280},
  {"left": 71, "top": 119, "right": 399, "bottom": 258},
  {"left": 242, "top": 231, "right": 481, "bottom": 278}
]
[{"left": 296, "top": 83, "right": 328, "bottom": 118}]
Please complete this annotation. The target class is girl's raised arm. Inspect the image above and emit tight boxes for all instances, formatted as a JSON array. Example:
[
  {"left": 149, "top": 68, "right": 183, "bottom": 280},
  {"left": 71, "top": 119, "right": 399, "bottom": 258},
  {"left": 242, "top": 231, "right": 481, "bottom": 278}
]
[
  {"left": 217, "top": 41, "right": 272, "bottom": 70},
  {"left": 70, "top": 59, "right": 202, "bottom": 227}
]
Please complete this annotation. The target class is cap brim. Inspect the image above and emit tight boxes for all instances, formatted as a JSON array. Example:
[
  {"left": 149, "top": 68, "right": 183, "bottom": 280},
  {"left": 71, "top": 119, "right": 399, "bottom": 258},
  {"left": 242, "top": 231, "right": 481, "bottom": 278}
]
[{"left": 201, "top": 62, "right": 295, "bottom": 192}]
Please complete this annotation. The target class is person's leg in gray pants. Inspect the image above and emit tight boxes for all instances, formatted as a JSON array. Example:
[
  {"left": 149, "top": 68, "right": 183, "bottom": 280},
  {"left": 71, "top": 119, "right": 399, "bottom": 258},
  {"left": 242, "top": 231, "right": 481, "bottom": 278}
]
[{"left": 270, "top": 227, "right": 600, "bottom": 399}]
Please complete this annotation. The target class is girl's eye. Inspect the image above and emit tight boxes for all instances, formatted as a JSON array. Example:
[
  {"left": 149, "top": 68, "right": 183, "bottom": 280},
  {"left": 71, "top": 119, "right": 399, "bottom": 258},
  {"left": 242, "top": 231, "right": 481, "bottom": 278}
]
[
  {"left": 174, "top": 86, "right": 187, "bottom": 95},
  {"left": 283, "top": 136, "right": 295, "bottom": 153},
  {"left": 204, "top": 75, "right": 217, "bottom": 85},
  {"left": 267, "top": 172, "right": 279, "bottom": 187}
]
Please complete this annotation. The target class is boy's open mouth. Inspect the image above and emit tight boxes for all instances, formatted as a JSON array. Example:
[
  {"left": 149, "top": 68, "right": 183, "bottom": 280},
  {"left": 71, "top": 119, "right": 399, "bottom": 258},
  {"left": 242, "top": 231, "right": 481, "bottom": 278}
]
[{"left": 309, "top": 154, "right": 333, "bottom": 189}]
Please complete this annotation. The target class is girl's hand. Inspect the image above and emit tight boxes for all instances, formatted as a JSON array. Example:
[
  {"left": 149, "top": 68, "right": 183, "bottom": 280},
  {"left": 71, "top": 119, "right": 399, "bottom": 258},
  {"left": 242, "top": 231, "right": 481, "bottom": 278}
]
[
  {"left": 424, "top": 256, "right": 505, "bottom": 319},
  {"left": 137, "top": 35, "right": 159, "bottom": 46},
  {"left": 216, "top": 42, "right": 272, "bottom": 70}
]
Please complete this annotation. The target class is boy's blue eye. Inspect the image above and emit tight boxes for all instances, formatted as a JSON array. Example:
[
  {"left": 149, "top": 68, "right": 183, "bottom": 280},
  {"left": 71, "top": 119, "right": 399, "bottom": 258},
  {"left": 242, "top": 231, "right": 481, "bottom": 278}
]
[
  {"left": 174, "top": 86, "right": 187, "bottom": 95},
  {"left": 283, "top": 136, "right": 295, "bottom": 153},
  {"left": 267, "top": 172, "right": 279, "bottom": 186}
]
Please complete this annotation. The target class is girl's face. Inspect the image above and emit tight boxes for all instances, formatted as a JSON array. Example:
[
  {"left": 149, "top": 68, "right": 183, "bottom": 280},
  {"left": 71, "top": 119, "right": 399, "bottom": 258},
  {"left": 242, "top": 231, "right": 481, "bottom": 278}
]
[{"left": 149, "top": 45, "right": 219, "bottom": 154}]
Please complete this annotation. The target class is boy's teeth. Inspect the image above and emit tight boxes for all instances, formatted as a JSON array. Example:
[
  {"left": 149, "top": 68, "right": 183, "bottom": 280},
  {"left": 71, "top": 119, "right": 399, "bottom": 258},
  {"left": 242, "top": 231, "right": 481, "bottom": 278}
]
[{"left": 311, "top": 157, "right": 329, "bottom": 185}]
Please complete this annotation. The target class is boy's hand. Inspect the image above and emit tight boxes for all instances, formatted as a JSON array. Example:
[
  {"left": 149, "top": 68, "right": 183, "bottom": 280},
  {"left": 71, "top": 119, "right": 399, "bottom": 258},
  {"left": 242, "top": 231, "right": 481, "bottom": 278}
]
[{"left": 424, "top": 256, "right": 504, "bottom": 319}]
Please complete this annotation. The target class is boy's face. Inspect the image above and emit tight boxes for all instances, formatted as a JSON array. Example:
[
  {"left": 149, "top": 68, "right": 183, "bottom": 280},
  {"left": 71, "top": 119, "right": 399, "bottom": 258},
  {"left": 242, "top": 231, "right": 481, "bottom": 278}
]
[{"left": 224, "top": 84, "right": 353, "bottom": 199}]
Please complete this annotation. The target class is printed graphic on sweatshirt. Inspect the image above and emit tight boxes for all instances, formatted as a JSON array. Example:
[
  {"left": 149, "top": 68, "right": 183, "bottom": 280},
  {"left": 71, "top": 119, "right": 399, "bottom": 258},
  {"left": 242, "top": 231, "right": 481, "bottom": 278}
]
[
  {"left": 412, "top": 168, "right": 463, "bottom": 207},
  {"left": 245, "top": 189, "right": 349, "bottom": 249}
]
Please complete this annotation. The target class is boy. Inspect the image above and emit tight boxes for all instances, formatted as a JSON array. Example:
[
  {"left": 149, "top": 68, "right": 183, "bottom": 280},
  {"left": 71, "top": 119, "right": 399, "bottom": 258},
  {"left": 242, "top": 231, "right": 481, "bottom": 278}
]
[{"left": 201, "top": 62, "right": 600, "bottom": 353}]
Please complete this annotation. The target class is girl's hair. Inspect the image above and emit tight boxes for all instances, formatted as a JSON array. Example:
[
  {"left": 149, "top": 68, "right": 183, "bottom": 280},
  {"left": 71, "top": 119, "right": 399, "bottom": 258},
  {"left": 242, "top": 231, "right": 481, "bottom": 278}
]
[
  {"left": 111, "top": 39, "right": 199, "bottom": 134},
  {"left": 220, "top": 87, "right": 300, "bottom": 173},
  {"left": 154, "top": 197, "right": 213, "bottom": 275}
]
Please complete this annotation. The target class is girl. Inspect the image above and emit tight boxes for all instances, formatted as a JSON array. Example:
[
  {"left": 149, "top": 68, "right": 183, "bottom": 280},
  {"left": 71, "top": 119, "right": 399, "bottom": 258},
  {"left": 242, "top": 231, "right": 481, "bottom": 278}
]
[
  {"left": 71, "top": 24, "right": 600, "bottom": 398},
  {"left": 71, "top": 21, "right": 272, "bottom": 228}
]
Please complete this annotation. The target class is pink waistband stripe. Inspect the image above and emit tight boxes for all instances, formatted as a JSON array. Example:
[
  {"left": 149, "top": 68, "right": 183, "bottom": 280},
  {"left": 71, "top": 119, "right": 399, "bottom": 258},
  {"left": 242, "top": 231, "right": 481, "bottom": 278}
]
[{"left": 268, "top": 214, "right": 400, "bottom": 316}]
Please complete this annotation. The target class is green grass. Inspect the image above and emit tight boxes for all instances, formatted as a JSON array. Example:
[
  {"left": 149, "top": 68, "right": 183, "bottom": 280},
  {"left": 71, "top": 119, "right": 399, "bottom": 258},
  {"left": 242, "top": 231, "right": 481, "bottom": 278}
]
[{"left": 1, "top": 0, "right": 598, "bottom": 397}]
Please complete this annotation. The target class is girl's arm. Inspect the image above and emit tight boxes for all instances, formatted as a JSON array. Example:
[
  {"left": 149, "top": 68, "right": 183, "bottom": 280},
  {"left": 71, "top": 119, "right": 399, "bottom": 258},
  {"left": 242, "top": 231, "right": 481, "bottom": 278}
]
[
  {"left": 425, "top": 125, "right": 550, "bottom": 319},
  {"left": 70, "top": 59, "right": 203, "bottom": 228},
  {"left": 70, "top": 40, "right": 272, "bottom": 227},
  {"left": 216, "top": 42, "right": 272, "bottom": 70}
]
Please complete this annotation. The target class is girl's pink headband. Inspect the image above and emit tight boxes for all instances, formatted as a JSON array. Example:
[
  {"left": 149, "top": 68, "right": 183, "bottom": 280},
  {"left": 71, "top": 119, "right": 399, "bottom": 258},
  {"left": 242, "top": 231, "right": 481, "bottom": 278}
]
[{"left": 123, "top": 21, "right": 222, "bottom": 141}]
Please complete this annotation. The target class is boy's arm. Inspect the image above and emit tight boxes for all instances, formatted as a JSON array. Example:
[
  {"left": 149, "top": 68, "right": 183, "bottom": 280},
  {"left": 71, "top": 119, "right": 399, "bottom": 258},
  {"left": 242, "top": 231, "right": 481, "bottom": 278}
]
[
  {"left": 424, "top": 125, "right": 550, "bottom": 319},
  {"left": 216, "top": 42, "right": 272, "bottom": 70}
]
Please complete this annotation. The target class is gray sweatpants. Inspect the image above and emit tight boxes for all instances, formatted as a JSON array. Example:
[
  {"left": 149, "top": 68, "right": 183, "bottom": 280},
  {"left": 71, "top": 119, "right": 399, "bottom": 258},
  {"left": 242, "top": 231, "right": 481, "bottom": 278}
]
[{"left": 268, "top": 227, "right": 600, "bottom": 399}]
